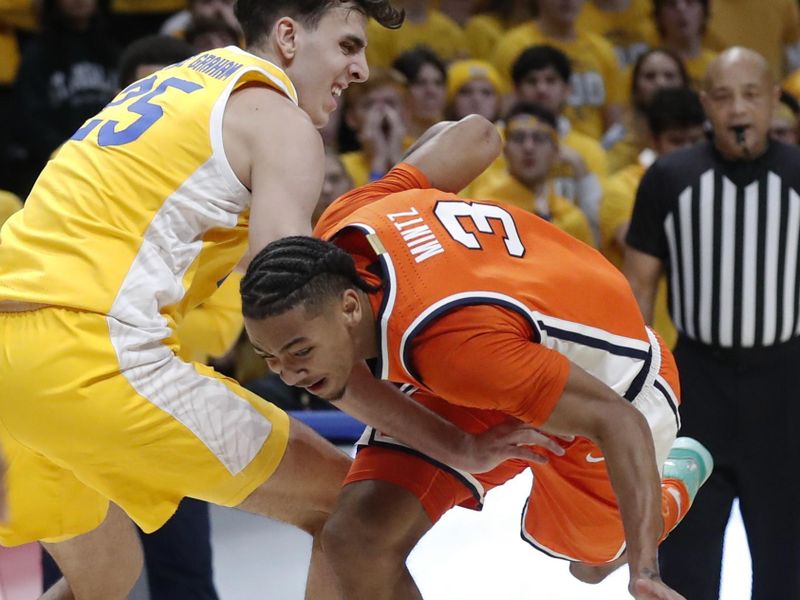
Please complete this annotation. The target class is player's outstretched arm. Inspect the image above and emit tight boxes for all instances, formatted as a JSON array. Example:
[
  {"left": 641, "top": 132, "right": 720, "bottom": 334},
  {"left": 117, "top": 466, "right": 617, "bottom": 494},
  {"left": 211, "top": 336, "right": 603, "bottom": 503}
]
[
  {"left": 224, "top": 86, "right": 325, "bottom": 261},
  {"left": 402, "top": 114, "right": 502, "bottom": 194},
  {"left": 336, "top": 363, "right": 565, "bottom": 473},
  {"left": 541, "top": 363, "right": 670, "bottom": 598}
]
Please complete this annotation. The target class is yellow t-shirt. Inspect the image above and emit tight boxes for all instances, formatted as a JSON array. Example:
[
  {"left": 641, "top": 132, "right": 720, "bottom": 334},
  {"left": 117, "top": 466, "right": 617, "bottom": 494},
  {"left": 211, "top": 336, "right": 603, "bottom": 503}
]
[
  {"left": 0, "top": 0, "right": 36, "bottom": 85},
  {"left": 785, "top": 68, "right": 800, "bottom": 100},
  {"left": 577, "top": 0, "right": 658, "bottom": 68},
  {"left": 0, "top": 190, "right": 22, "bottom": 227},
  {"left": 366, "top": 10, "right": 467, "bottom": 68},
  {"left": 463, "top": 13, "right": 504, "bottom": 62},
  {"left": 0, "top": 47, "right": 297, "bottom": 343},
  {"left": 176, "top": 271, "right": 243, "bottom": 364},
  {"left": 683, "top": 48, "right": 718, "bottom": 90},
  {"left": 340, "top": 150, "right": 371, "bottom": 188},
  {"left": 111, "top": 0, "right": 186, "bottom": 13},
  {"left": 476, "top": 172, "right": 595, "bottom": 247},
  {"left": 492, "top": 20, "right": 624, "bottom": 140},
  {"left": 553, "top": 125, "right": 609, "bottom": 201},
  {"left": 705, "top": 0, "right": 800, "bottom": 78},
  {"left": 599, "top": 153, "right": 676, "bottom": 347}
]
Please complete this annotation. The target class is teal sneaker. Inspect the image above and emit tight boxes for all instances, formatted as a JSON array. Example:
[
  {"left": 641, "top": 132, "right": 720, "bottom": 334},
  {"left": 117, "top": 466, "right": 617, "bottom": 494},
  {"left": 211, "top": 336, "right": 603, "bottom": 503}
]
[{"left": 662, "top": 437, "right": 714, "bottom": 504}]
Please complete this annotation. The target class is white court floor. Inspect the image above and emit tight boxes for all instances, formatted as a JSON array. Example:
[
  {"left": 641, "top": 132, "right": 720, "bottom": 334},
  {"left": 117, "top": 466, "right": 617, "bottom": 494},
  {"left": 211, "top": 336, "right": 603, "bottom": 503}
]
[{"left": 211, "top": 469, "right": 753, "bottom": 600}]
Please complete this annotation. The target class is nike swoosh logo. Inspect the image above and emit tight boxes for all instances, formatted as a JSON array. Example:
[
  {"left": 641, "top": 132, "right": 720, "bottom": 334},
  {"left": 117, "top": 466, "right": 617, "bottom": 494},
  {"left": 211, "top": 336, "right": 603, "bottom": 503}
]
[{"left": 585, "top": 453, "right": 605, "bottom": 463}]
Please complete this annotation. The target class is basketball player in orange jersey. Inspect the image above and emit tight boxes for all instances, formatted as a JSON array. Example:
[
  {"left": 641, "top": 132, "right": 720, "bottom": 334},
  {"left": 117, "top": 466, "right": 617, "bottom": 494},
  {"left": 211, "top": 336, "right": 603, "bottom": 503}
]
[{"left": 240, "top": 116, "right": 714, "bottom": 600}]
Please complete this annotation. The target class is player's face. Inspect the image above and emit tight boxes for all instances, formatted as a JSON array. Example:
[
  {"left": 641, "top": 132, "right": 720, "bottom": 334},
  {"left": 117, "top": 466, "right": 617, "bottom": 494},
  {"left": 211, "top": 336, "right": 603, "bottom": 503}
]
[
  {"left": 516, "top": 67, "right": 569, "bottom": 116},
  {"left": 702, "top": 58, "right": 778, "bottom": 159},
  {"left": 635, "top": 52, "right": 684, "bottom": 106},
  {"left": 244, "top": 297, "right": 362, "bottom": 401},
  {"left": 504, "top": 116, "right": 558, "bottom": 188},
  {"left": 289, "top": 6, "right": 370, "bottom": 128},
  {"left": 652, "top": 125, "right": 706, "bottom": 156},
  {"left": 453, "top": 79, "right": 499, "bottom": 121}
]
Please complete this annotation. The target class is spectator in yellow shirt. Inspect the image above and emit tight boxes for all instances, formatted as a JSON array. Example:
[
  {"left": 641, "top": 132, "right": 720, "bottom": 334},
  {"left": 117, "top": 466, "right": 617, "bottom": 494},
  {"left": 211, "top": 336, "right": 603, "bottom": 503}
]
[
  {"left": 366, "top": 0, "right": 467, "bottom": 68},
  {"left": 577, "top": 0, "right": 658, "bottom": 68},
  {"left": 110, "top": 0, "right": 186, "bottom": 46},
  {"left": 601, "top": 87, "right": 705, "bottom": 347},
  {"left": 463, "top": 0, "right": 536, "bottom": 61},
  {"left": 770, "top": 90, "right": 800, "bottom": 146},
  {"left": 606, "top": 48, "right": 689, "bottom": 173},
  {"left": 492, "top": 0, "right": 625, "bottom": 140},
  {"left": 475, "top": 101, "right": 594, "bottom": 246},
  {"left": 653, "top": 0, "right": 715, "bottom": 90},
  {"left": 340, "top": 67, "right": 409, "bottom": 186},
  {"left": 447, "top": 59, "right": 502, "bottom": 122},
  {"left": 393, "top": 46, "right": 447, "bottom": 141},
  {"left": 705, "top": 0, "right": 800, "bottom": 80},
  {"left": 512, "top": 45, "right": 608, "bottom": 235}
]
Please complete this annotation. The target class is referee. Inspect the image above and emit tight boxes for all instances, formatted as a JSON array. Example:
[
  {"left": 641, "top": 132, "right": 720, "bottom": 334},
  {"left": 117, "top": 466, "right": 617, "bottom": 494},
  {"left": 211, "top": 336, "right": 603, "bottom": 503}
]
[{"left": 625, "top": 47, "right": 800, "bottom": 600}]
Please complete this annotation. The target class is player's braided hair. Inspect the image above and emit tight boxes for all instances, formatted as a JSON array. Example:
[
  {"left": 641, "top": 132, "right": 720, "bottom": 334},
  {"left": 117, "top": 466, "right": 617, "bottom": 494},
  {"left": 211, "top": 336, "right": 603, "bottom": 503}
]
[{"left": 241, "top": 236, "right": 380, "bottom": 320}]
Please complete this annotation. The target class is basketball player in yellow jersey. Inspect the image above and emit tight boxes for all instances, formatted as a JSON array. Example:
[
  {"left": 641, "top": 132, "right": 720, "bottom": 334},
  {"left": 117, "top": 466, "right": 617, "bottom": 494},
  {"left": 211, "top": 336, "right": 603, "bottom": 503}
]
[{"left": 0, "top": 3, "right": 557, "bottom": 599}]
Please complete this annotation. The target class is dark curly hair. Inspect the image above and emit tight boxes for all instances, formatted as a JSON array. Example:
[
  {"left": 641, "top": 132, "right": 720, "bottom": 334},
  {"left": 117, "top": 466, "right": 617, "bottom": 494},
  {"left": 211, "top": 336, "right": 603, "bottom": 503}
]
[{"left": 241, "top": 236, "right": 380, "bottom": 320}]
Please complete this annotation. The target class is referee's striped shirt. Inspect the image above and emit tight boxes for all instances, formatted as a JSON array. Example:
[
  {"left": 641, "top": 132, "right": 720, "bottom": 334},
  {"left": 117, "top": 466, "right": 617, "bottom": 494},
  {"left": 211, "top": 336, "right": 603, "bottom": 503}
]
[{"left": 626, "top": 140, "right": 800, "bottom": 349}]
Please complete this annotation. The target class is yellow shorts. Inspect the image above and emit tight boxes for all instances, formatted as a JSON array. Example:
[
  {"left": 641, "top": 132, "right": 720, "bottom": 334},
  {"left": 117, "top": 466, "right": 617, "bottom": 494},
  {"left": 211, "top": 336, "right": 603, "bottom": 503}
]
[{"left": 0, "top": 306, "right": 289, "bottom": 546}]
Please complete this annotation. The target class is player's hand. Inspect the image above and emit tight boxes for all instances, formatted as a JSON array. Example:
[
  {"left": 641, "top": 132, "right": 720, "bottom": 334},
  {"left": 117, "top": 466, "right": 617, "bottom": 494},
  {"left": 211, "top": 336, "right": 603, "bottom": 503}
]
[
  {"left": 461, "top": 419, "right": 566, "bottom": 474},
  {"left": 630, "top": 576, "right": 687, "bottom": 600}
]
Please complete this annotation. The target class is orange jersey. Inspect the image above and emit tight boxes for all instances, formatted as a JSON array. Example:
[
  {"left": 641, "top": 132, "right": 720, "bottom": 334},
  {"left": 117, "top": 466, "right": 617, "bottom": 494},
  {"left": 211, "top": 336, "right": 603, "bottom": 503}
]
[{"left": 315, "top": 165, "right": 658, "bottom": 427}]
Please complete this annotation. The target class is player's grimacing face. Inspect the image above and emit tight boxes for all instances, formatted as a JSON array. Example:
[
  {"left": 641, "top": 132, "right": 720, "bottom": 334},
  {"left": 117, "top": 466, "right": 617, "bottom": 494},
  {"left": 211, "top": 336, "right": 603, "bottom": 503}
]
[
  {"left": 289, "top": 6, "right": 370, "bottom": 128},
  {"left": 244, "top": 302, "right": 359, "bottom": 402}
]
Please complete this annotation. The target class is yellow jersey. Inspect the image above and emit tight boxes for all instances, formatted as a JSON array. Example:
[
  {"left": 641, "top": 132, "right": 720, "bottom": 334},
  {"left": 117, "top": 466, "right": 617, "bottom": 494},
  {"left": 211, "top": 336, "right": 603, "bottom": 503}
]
[
  {"left": 0, "top": 190, "right": 22, "bottom": 227},
  {"left": 0, "top": 46, "right": 297, "bottom": 341},
  {"left": 492, "top": 21, "right": 623, "bottom": 140},
  {"left": 577, "top": 0, "right": 658, "bottom": 68},
  {"left": 476, "top": 172, "right": 595, "bottom": 247}
]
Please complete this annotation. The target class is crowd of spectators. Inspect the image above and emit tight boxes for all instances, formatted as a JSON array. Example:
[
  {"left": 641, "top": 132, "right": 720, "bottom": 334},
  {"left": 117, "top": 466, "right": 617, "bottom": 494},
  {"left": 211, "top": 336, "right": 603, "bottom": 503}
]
[{"left": 3, "top": 1, "right": 800, "bottom": 598}]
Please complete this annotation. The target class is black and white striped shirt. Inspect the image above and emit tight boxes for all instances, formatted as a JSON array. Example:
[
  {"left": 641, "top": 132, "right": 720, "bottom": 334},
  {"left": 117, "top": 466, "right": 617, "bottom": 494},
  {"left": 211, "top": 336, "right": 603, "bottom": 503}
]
[{"left": 627, "top": 140, "right": 800, "bottom": 349}]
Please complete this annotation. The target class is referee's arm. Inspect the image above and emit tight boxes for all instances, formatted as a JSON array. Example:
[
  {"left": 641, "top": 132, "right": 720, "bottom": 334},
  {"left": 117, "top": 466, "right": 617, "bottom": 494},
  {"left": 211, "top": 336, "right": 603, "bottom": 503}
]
[
  {"left": 624, "top": 249, "right": 662, "bottom": 326},
  {"left": 623, "top": 161, "right": 670, "bottom": 326}
]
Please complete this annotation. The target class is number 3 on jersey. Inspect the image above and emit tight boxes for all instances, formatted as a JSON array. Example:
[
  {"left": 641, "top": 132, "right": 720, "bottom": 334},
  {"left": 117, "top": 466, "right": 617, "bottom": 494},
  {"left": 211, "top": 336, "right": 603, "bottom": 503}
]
[
  {"left": 434, "top": 200, "right": 526, "bottom": 257},
  {"left": 71, "top": 75, "right": 202, "bottom": 147}
]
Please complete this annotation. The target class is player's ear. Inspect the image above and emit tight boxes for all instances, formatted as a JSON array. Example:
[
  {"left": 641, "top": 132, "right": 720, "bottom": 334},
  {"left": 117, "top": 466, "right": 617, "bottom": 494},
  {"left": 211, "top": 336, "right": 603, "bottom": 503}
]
[
  {"left": 273, "top": 16, "right": 299, "bottom": 61},
  {"left": 340, "top": 288, "right": 362, "bottom": 326}
]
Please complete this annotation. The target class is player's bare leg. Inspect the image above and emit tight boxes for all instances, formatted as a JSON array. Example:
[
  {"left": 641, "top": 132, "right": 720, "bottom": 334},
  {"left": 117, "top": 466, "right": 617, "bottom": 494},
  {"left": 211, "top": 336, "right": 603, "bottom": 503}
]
[
  {"left": 237, "top": 417, "right": 351, "bottom": 600},
  {"left": 569, "top": 553, "right": 627, "bottom": 584},
  {"left": 321, "top": 480, "right": 433, "bottom": 599},
  {"left": 40, "top": 503, "right": 144, "bottom": 600}
]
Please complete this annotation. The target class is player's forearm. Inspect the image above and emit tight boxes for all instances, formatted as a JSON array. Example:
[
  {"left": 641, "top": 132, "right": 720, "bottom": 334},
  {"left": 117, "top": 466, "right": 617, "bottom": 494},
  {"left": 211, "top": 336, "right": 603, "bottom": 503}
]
[
  {"left": 592, "top": 403, "right": 663, "bottom": 582},
  {"left": 336, "top": 363, "right": 473, "bottom": 468}
]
